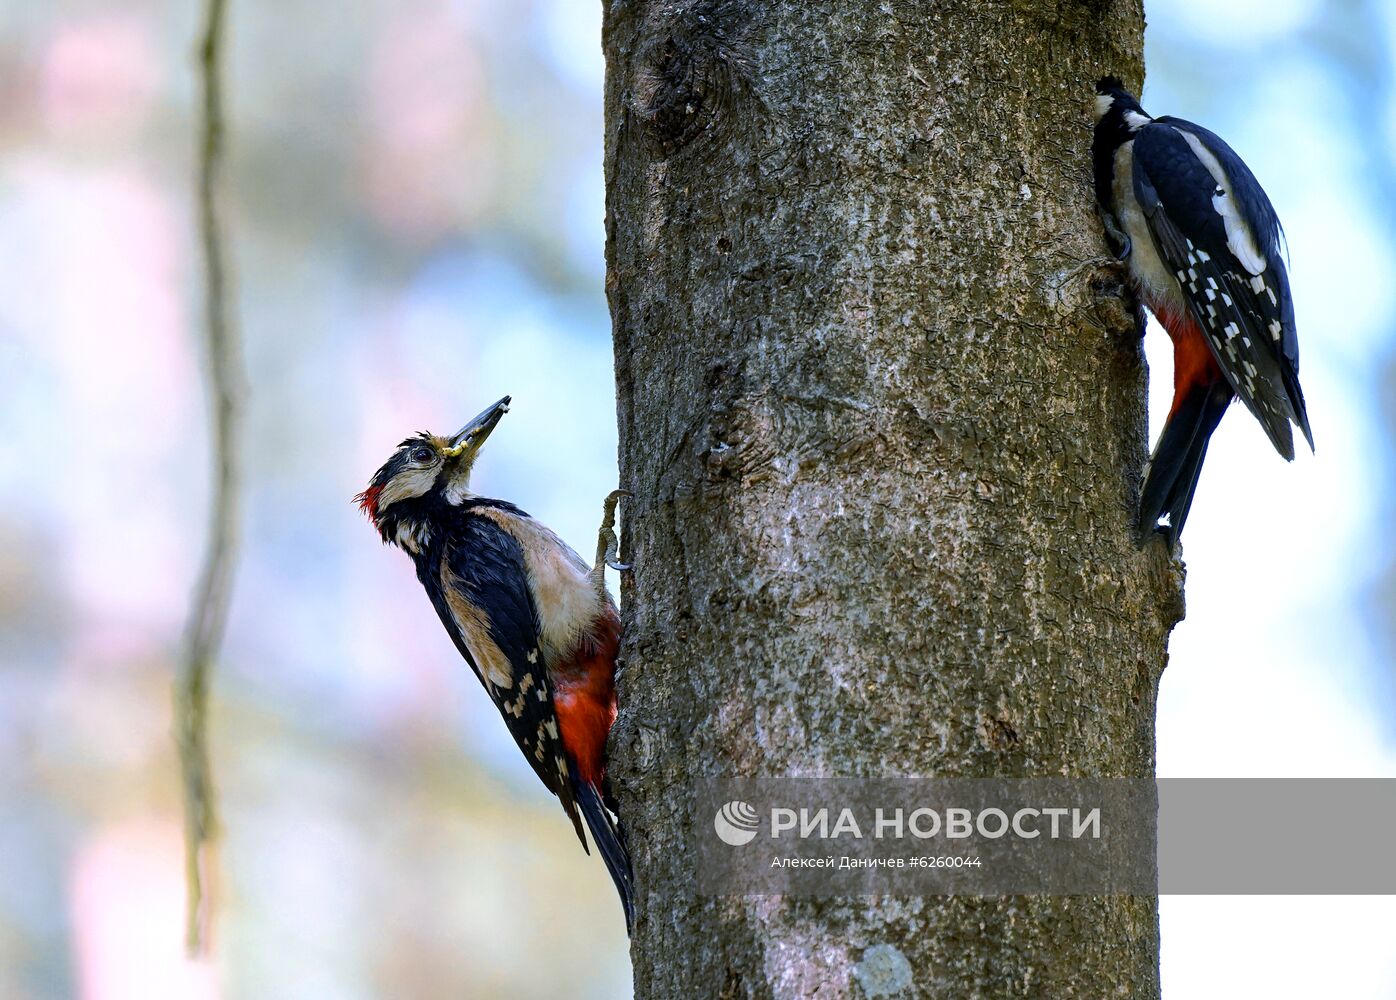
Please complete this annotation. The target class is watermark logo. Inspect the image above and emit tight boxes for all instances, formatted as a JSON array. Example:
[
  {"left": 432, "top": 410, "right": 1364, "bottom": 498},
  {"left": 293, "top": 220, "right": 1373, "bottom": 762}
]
[{"left": 714, "top": 800, "right": 760, "bottom": 846}]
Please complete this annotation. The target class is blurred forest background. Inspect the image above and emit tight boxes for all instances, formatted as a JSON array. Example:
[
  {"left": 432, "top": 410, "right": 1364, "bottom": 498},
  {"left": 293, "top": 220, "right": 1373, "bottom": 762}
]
[{"left": 1, "top": 1, "right": 1394, "bottom": 997}]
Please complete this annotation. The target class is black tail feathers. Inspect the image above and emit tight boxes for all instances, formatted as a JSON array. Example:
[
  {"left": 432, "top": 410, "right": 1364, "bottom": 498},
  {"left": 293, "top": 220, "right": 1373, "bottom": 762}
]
[
  {"left": 1279, "top": 364, "right": 1315, "bottom": 455},
  {"left": 572, "top": 763, "right": 635, "bottom": 935},
  {"left": 1140, "top": 381, "right": 1233, "bottom": 548}
]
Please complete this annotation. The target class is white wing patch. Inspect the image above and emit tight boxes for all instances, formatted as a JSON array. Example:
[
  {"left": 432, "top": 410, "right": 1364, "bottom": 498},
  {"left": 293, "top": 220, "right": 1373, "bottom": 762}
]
[
  {"left": 1175, "top": 127, "right": 1267, "bottom": 275},
  {"left": 1123, "top": 110, "right": 1152, "bottom": 132}
]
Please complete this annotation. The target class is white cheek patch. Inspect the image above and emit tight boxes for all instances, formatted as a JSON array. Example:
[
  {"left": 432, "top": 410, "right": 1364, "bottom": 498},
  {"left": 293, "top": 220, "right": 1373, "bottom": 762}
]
[
  {"left": 378, "top": 465, "right": 438, "bottom": 508},
  {"left": 1094, "top": 93, "right": 1114, "bottom": 122},
  {"left": 1176, "top": 127, "right": 1267, "bottom": 275}
]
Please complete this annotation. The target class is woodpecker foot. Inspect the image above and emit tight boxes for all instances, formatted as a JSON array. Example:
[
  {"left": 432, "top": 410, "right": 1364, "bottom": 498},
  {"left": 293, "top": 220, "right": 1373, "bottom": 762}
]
[
  {"left": 592, "top": 490, "right": 632, "bottom": 590},
  {"left": 1102, "top": 213, "right": 1132, "bottom": 261}
]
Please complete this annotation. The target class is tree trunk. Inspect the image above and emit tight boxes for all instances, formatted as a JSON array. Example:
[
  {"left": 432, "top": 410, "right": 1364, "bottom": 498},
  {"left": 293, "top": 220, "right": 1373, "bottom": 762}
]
[{"left": 603, "top": 2, "right": 1175, "bottom": 996}]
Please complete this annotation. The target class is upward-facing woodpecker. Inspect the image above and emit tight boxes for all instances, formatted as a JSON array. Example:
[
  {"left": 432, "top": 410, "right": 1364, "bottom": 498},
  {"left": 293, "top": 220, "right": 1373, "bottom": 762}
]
[
  {"left": 1092, "top": 77, "right": 1313, "bottom": 546},
  {"left": 356, "top": 396, "right": 634, "bottom": 931}
]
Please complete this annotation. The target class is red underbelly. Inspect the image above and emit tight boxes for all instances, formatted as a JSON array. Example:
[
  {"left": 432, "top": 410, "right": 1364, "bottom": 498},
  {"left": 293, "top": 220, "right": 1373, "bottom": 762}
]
[
  {"left": 552, "top": 610, "right": 620, "bottom": 789},
  {"left": 1150, "top": 300, "right": 1225, "bottom": 418}
]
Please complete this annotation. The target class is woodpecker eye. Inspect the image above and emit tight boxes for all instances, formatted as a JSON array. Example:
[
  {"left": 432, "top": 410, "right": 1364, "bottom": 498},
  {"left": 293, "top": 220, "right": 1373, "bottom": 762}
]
[{"left": 410, "top": 446, "right": 435, "bottom": 464}]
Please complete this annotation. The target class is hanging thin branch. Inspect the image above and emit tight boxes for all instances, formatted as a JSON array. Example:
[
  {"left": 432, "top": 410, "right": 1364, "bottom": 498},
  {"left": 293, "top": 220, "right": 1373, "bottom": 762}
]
[{"left": 176, "top": 0, "right": 242, "bottom": 956}]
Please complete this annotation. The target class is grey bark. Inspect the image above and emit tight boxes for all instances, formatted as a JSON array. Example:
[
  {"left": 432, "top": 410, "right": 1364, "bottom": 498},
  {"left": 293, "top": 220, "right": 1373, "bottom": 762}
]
[{"left": 603, "top": 2, "right": 1175, "bottom": 996}]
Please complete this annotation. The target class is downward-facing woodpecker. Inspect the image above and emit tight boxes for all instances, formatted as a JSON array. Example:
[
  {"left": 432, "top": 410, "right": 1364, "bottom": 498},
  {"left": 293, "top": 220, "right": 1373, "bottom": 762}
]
[
  {"left": 1092, "top": 77, "right": 1313, "bottom": 546},
  {"left": 356, "top": 397, "right": 635, "bottom": 931}
]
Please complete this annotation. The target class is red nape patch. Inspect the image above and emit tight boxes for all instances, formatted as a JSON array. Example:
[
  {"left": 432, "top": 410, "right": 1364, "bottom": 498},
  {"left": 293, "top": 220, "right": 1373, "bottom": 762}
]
[{"left": 353, "top": 485, "right": 382, "bottom": 523}]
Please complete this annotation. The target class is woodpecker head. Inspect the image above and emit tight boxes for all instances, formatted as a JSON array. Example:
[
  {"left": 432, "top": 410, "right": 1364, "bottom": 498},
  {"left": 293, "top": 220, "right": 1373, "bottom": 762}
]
[
  {"left": 1093, "top": 76, "right": 1152, "bottom": 141},
  {"left": 356, "top": 395, "right": 511, "bottom": 546}
]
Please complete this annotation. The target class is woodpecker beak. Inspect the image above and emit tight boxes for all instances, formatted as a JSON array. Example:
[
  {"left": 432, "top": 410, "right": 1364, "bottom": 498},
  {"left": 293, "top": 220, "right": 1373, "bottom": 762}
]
[{"left": 445, "top": 396, "right": 511, "bottom": 459}]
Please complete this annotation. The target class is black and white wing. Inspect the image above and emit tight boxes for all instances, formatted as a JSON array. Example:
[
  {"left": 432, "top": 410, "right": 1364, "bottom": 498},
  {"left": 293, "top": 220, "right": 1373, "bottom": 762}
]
[
  {"left": 1133, "top": 117, "right": 1313, "bottom": 459},
  {"left": 421, "top": 511, "right": 586, "bottom": 844}
]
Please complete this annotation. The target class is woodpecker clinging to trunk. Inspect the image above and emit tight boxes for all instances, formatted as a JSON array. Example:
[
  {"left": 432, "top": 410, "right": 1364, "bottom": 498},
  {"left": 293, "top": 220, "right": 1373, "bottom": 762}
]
[
  {"left": 1092, "top": 77, "right": 1313, "bottom": 547},
  {"left": 356, "top": 396, "right": 635, "bottom": 932}
]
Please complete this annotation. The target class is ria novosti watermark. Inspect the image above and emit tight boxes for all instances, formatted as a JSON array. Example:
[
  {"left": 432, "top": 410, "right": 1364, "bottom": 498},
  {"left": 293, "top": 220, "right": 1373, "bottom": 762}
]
[
  {"left": 714, "top": 800, "right": 761, "bottom": 846},
  {"left": 690, "top": 778, "right": 1396, "bottom": 895},
  {"left": 718, "top": 801, "right": 1102, "bottom": 843}
]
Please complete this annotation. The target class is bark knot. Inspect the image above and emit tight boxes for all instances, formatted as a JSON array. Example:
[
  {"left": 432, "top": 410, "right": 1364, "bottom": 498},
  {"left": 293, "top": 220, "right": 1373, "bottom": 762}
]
[
  {"left": 631, "top": 2, "right": 754, "bottom": 155},
  {"left": 980, "top": 715, "right": 1020, "bottom": 753},
  {"left": 1087, "top": 259, "right": 1142, "bottom": 341}
]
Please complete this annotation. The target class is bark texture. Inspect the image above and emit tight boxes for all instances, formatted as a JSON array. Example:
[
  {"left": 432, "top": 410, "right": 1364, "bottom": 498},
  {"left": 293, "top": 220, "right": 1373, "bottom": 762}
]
[{"left": 603, "top": 1, "right": 1174, "bottom": 996}]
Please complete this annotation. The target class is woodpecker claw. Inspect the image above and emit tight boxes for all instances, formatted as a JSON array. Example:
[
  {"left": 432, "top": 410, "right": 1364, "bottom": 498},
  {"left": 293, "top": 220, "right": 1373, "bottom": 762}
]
[
  {"left": 1101, "top": 212, "right": 1132, "bottom": 261},
  {"left": 593, "top": 489, "right": 632, "bottom": 591}
]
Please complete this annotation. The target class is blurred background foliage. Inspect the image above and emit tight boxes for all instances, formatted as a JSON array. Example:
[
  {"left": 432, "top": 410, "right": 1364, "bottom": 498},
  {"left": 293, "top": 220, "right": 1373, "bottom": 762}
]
[{"left": 0, "top": 0, "right": 1392, "bottom": 997}]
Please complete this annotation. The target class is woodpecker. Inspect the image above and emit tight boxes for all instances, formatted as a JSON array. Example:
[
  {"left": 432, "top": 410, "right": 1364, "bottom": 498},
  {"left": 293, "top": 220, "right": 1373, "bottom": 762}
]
[
  {"left": 1092, "top": 77, "right": 1313, "bottom": 547},
  {"left": 356, "top": 396, "right": 635, "bottom": 931}
]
